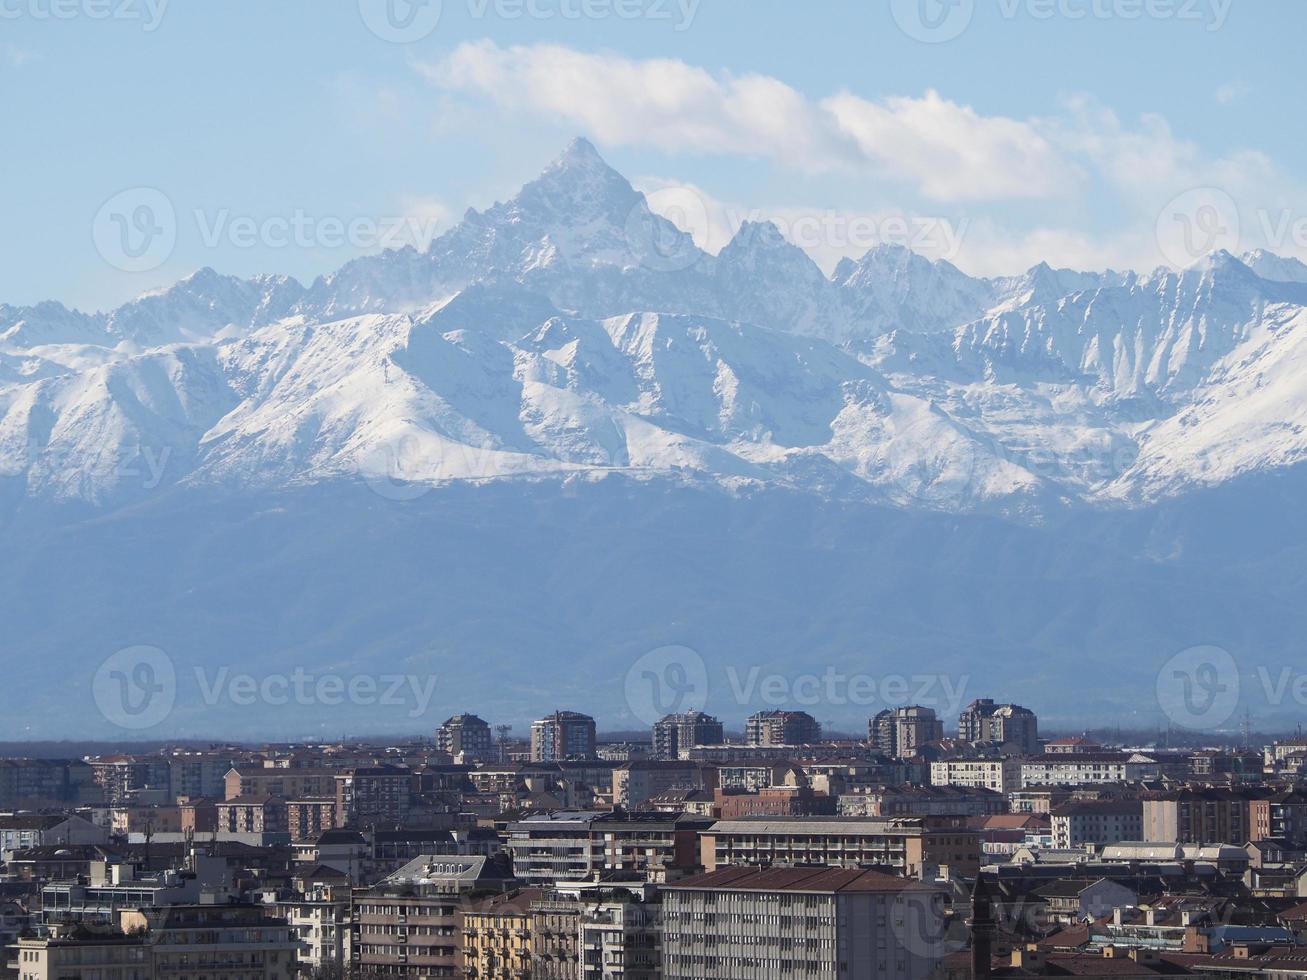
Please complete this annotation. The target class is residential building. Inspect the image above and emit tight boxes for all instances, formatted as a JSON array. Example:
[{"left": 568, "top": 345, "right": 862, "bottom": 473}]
[
  {"left": 0, "top": 759, "right": 99, "bottom": 808},
  {"left": 0, "top": 813, "right": 106, "bottom": 857},
  {"left": 652, "top": 710, "right": 724, "bottom": 759},
  {"left": 611, "top": 760, "right": 717, "bottom": 808},
  {"left": 350, "top": 853, "right": 517, "bottom": 977},
  {"left": 532, "top": 711, "right": 598, "bottom": 761},
  {"left": 700, "top": 816, "right": 981, "bottom": 877},
  {"left": 215, "top": 796, "right": 287, "bottom": 836},
  {"left": 958, "top": 699, "right": 1040, "bottom": 754},
  {"left": 580, "top": 894, "right": 662, "bottom": 980},
  {"left": 122, "top": 904, "right": 299, "bottom": 978},
  {"left": 335, "top": 765, "right": 415, "bottom": 828},
  {"left": 1051, "top": 799, "right": 1145, "bottom": 849},
  {"left": 224, "top": 766, "right": 340, "bottom": 801},
  {"left": 930, "top": 758, "right": 1022, "bottom": 794},
  {"left": 1019, "top": 752, "right": 1162, "bottom": 787},
  {"left": 745, "top": 710, "right": 821, "bottom": 746},
  {"left": 1143, "top": 788, "right": 1256, "bottom": 845},
  {"left": 460, "top": 888, "right": 543, "bottom": 980},
  {"left": 662, "top": 866, "right": 947, "bottom": 980},
  {"left": 871, "top": 706, "right": 945, "bottom": 759},
  {"left": 436, "top": 713, "right": 494, "bottom": 761},
  {"left": 506, "top": 810, "right": 708, "bottom": 883},
  {"left": 286, "top": 796, "right": 340, "bottom": 840},
  {"left": 274, "top": 880, "right": 350, "bottom": 976},
  {"left": 11, "top": 932, "right": 152, "bottom": 980}
]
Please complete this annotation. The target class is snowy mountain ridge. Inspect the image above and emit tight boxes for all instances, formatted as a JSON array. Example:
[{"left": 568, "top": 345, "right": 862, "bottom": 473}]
[{"left": 5, "top": 139, "right": 1307, "bottom": 515}]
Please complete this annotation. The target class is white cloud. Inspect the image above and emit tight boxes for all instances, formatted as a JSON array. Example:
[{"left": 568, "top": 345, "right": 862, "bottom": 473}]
[
  {"left": 421, "top": 42, "right": 1074, "bottom": 202},
  {"left": 419, "top": 43, "right": 1307, "bottom": 275},
  {"left": 822, "top": 89, "right": 1076, "bottom": 202}
]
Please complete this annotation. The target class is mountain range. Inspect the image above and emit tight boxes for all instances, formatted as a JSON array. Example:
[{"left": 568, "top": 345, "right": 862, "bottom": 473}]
[{"left": 4, "top": 138, "right": 1306, "bottom": 738}]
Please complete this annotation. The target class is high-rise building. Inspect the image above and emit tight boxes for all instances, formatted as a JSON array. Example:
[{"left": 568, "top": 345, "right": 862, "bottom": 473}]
[
  {"left": 436, "top": 713, "right": 494, "bottom": 760},
  {"left": 744, "top": 710, "right": 820, "bottom": 746},
  {"left": 958, "top": 699, "right": 1039, "bottom": 754},
  {"left": 869, "top": 706, "right": 944, "bottom": 759},
  {"left": 870, "top": 710, "right": 896, "bottom": 756},
  {"left": 652, "top": 710, "right": 724, "bottom": 758},
  {"left": 531, "top": 711, "right": 598, "bottom": 761}
]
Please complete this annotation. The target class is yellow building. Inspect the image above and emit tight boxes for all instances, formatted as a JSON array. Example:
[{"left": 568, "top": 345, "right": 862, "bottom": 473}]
[{"left": 461, "top": 889, "right": 541, "bottom": 979}]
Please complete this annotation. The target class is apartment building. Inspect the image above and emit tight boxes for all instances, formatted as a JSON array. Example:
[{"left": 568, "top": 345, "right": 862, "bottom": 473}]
[
  {"left": 350, "top": 854, "right": 517, "bottom": 977},
  {"left": 930, "top": 757, "right": 1022, "bottom": 794},
  {"left": 612, "top": 760, "right": 717, "bottom": 808},
  {"left": 1143, "top": 788, "right": 1257, "bottom": 845},
  {"left": 225, "top": 766, "right": 340, "bottom": 800},
  {"left": 531, "top": 711, "right": 598, "bottom": 761},
  {"left": 0, "top": 759, "right": 99, "bottom": 808},
  {"left": 215, "top": 796, "right": 288, "bottom": 835},
  {"left": 461, "top": 888, "right": 541, "bottom": 980},
  {"left": 1050, "top": 799, "right": 1144, "bottom": 849},
  {"left": 870, "top": 706, "right": 944, "bottom": 759},
  {"left": 652, "top": 710, "right": 724, "bottom": 758},
  {"left": 286, "top": 797, "right": 340, "bottom": 840},
  {"left": 580, "top": 896, "right": 662, "bottom": 980},
  {"left": 662, "top": 866, "right": 947, "bottom": 980},
  {"left": 274, "top": 880, "right": 350, "bottom": 976},
  {"left": 700, "top": 816, "right": 981, "bottom": 877},
  {"left": 1020, "top": 753, "right": 1162, "bottom": 787},
  {"left": 505, "top": 810, "right": 708, "bottom": 883},
  {"left": 745, "top": 710, "right": 821, "bottom": 747},
  {"left": 436, "top": 713, "right": 494, "bottom": 761},
  {"left": 335, "top": 765, "right": 415, "bottom": 828},
  {"left": 15, "top": 904, "right": 299, "bottom": 979},
  {"left": 0, "top": 814, "right": 106, "bottom": 856},
  {"left": 957, "top": 699, "right": 1040, "bottom": 755}
]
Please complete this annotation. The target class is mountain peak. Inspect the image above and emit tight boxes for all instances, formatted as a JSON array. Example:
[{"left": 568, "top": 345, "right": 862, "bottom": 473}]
[
  {"left": 558, "top": 135, "right": 604, "bottom": 165},
  {"left": 514, "top": 138, "right": 641, "bottom": 222}
]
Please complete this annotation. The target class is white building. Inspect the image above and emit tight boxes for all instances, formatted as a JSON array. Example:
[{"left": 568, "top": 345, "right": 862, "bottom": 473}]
[
  {"left": 929, "top": 759, "right": 1022, "bottom": 794},
  {"left": 662, "top": 866, "right": 947, "bottom": 980},
  {"left": 1020, "top": 753, "right": 1161, "bottom": 787}
]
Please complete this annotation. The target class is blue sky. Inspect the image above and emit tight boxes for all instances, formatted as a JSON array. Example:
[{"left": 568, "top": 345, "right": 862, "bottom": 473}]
[{"left": 3, "top": 0, "right": 1305, "bottom": 311}]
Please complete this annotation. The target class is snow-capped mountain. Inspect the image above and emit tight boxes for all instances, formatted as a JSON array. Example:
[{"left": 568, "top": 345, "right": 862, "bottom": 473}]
[
  {"left": 8, "top": 140, "right": 1307, "bottom": 736},
  {"left": 6, "top": 140, "right": 1307, "bottom": 516}
]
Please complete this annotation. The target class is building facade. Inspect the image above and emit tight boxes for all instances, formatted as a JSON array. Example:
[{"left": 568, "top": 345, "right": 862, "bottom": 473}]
[
  {"left": 531, "top": 711, "right": 598, "bottom": 762},
  {"left": 662, "top": 866, "right": 947, "bottom": 980},
  {"left": 745, "top": 710, "right": 821, "bottom": 747},
  {"left": 652, "top": 710, "right": 724, "bottom": 759}
]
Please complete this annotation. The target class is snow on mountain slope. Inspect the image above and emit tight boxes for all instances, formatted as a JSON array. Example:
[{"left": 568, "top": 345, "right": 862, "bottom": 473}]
[
  {"left": 953, "top": 252, "right": 1307, "bottom": 399},
  {"left": 834, "top": 243, "right": 997, "bottom": 337},
  {"left": 1106, "top": 301, "right": 1307, "bottom": 500},
  {"left": 5, "top": 142, "right": 1307, "bottom": 515},
  {"left": 0, "top": 344, "right": 236, "bottom": 503},
  {"left": 1242, "top": 249, "right": 1307, "bottom": 284}
]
